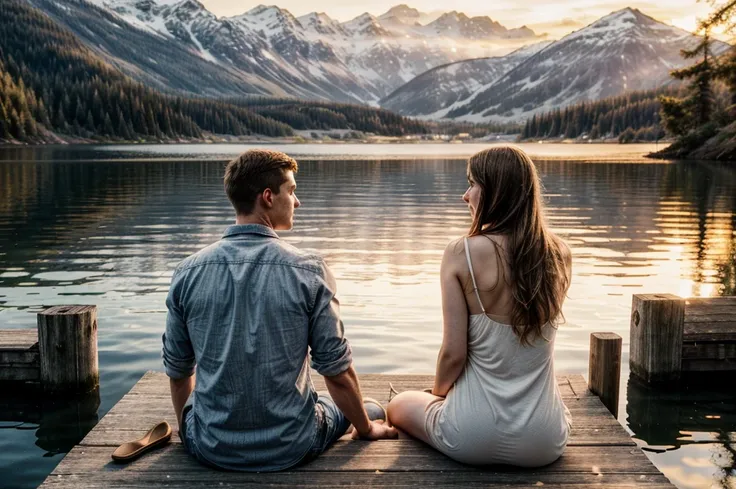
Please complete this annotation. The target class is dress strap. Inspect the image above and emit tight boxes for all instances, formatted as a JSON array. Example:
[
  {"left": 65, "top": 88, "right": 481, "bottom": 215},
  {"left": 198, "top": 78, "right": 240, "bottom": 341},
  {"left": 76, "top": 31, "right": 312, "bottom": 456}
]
[{"left": 464, "top": 237, "right": 486, "bottom": 314}]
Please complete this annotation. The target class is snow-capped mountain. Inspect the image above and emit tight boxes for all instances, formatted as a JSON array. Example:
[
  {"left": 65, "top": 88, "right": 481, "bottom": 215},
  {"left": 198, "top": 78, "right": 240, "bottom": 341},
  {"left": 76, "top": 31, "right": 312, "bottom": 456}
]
[
  {"left": 421, "top": 12, "right": 535, "bottom": 41},
  {"left": 342, "top": 12, "right": 394, "bottom": 38},
  {"left": 376, "top": 5, "right": 443, "bottom": 36},
  {"left": 37, "top": 0, "right": 377, "bottom": 102},
  {"left": 378, "top": 4, "right": 440, "bottom": 26},
  {"left": 297, "top": 12, "right": 349, "bottom": 37},
  {"left": 30, "top": 0, "right": 541, "bottom": 104},
  {"left": 380, "top": 42, "right": 552, "bottom": 116},
  {"left": 441, "top": 8, "right": 732, "bottom": 122}
]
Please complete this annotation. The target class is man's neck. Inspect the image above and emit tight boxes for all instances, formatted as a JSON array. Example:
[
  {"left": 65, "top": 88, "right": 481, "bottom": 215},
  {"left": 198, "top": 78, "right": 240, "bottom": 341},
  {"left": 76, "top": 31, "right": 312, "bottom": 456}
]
[{"left": 235, "top": 213, "right": 273, "bottom": 228}]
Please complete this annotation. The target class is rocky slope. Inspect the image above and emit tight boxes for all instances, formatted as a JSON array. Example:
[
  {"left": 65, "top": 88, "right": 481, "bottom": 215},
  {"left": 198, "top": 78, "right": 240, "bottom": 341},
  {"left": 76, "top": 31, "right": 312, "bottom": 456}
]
[
  {"left": 380, "top": 42, "right": 550, "bottom": 116},
  {"left": 388, "top": 8, "right": 731, "bottom": 122},
  {"left": 31, "top": 0, "right": 540, "bottom": 103}
]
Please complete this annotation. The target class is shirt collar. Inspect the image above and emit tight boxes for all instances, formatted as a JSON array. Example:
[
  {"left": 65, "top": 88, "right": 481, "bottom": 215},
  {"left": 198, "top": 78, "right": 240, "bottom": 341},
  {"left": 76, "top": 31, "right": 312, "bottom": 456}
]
[{"left": 222, "top": 224, "right": 280, "bottom": 239}]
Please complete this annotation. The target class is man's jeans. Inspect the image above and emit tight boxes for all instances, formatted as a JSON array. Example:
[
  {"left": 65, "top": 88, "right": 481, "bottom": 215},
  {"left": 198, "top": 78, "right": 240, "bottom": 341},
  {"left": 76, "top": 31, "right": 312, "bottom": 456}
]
[
  {"left": 180, "top": 394, "right": 384, "bottom": 470},
  {"left": 297, "top": 395, "right": 352, "bottom": 465}
]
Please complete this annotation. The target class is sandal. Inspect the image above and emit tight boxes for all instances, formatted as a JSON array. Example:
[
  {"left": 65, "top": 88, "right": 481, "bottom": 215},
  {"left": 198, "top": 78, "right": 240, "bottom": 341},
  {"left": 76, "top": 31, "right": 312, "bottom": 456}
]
[{"left": 111, "top": 421, "right": 172, "bottom": 463}]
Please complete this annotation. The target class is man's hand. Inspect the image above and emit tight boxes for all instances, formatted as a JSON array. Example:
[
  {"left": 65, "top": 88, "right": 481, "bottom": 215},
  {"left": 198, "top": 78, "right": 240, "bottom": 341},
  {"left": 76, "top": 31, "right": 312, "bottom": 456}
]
[{"left": 351, "top": 419, "right": 398, "bottom": 440}]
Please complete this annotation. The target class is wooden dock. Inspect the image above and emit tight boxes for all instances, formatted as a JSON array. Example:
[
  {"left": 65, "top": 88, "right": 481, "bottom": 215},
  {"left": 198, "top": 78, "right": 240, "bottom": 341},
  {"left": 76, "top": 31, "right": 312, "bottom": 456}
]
[
  {"left": 38, "top": 372, "right": 676, "bottom": 488},
  {"left": 0, "top": 328, "right": 39, "bottom": 382},
  {"left": 630, "top": 294, "right": 736, "bottom": 383}
]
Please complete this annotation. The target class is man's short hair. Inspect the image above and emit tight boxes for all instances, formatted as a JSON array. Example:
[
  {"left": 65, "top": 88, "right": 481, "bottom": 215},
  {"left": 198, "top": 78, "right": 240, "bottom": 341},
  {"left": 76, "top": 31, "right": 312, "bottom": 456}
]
[{"left": 224, "top": 149, "right": 298, "bottom": 215}]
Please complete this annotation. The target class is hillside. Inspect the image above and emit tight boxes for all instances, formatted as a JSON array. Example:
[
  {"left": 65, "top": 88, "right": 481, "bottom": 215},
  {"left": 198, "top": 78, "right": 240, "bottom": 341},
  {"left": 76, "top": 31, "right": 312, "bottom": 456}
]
[
  {"left": 29, "top": 0, "right": 540, "bottom": 104},
  {"left": 0, "top": 0, "right": 426, "bottom": 144},
  {"left": 380, "top": 42, "right": 550, "bottom": 116},
  {"left": 518, "top": 88, "right": 685, "bottom": 141},
  {"left": 438, "top": 8, "right": 730, "bottom": 123}
]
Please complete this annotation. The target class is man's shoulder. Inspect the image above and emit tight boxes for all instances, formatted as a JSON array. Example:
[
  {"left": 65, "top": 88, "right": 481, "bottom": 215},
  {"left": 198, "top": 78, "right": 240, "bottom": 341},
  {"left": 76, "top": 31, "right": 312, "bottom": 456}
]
[
  {"left": 173, "top": 241, "right": 224, "bottom": 274},
  {"left": 271, "top": 239, "right": 326, "bottom": 274},
  {"left": 173, "top": 239, "right": 326, "bottom": 276}
]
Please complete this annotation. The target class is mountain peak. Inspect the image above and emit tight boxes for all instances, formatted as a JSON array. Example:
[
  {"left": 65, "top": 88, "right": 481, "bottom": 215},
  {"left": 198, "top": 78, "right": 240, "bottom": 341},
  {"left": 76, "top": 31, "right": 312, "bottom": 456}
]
[
  {"left": 244, "top": 4, "right": 283, "bottom": 16},
  {"left": 299, "top": 11, "right": 334, "bottom": 22},
  {"left": 351, "top": 12, "right": 378, "bottom": 22},
  {"left": 595, "top": 6, "right": 651, "bottom": 25},
  {"left": 234, "top": 4, "right": 300, "bottom": 25},
  {"left": 297, "top": 11, "right": 346, "bottom": 36},
  {"left": 167, "top": 0, "right": 205, "bottom": 12},
  {"left": 342, "top": 12, "right": 391, "bottom": 37},
  {"left": 380, "top": 4, "right": 421, "bottom": 19}
]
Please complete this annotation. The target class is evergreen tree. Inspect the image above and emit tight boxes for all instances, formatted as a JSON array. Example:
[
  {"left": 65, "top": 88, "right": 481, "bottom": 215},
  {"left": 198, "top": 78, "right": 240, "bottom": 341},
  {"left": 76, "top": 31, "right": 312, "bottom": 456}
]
[
  {"left": 9, "top": 107, "right": 24, "bottom": 139},
  {"left": 520, "top": 89, "right": 672, "bottom": 140},
  {"left": 701, "top": 0, "right": 736, "bottom": 106},
  {"left": 659, "top": 96, "right": 691, "bottom": 136},
  {"left": 85, "top": 110, "right": 96, "bottom": 133},
  {"left": 117, "top": 110, "right": 132, "bottom": 139},
  {"left": 0, "top": 100, "right": 9, "bottom": 139},
  {"left": 36, "top": 97, "right": 50, "bottom": 126},
  {"left": 670, "top": 31, "right": 716, "bottom": 125},
  {"left": 102, "top": 113, "right": 114, "bottom": 136},
  {"left": 0, "top": 0, "right": 428, "bottom": 142}
]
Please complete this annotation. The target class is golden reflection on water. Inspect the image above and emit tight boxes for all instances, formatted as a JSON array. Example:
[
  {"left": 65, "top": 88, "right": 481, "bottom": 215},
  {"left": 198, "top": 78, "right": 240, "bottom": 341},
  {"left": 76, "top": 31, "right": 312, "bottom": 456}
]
[
  {"left": 1, "top": 153, "right": 736, "bottom": 489},
  {"left": 1, "top": 158, "right": 736, "bottom": 373}
]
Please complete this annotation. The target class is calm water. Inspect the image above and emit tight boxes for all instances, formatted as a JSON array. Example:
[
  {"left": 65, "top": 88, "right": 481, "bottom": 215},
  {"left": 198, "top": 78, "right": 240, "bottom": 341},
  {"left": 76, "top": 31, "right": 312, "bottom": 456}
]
[{"left": 0, "top": 143, "right": 734, "bottom": 489}]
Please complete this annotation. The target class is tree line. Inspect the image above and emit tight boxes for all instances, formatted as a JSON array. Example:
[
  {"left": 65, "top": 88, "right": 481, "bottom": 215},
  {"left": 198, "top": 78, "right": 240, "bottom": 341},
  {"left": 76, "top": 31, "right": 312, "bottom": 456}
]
[
  {"left": 0, "top": 0, "right": 427, "bottom": 143},
  {"left": 518, "top": 88, "right": 685, "bottom": 142},
  {"left": 233, "top": 98, "right": 427, "bottom": 136}
]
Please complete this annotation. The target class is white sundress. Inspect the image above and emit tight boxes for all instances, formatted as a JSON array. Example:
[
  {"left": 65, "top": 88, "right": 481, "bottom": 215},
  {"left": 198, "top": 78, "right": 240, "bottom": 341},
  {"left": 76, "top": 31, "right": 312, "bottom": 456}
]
[{"left": 424, "top": 237, "right": 572, "bottom": 467}]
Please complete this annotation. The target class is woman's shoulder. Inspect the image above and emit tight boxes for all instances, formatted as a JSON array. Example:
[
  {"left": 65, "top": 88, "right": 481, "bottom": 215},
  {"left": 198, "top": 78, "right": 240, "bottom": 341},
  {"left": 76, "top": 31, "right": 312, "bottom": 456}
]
[
  {"left": 443, "top": 234, "right": 506, "bottom": 272},
  {"left": 442, "top": 235, "right": 500, "bottom": 257},
  {"left": 466, "top": 233, "right": 508, "bottom": 260}
]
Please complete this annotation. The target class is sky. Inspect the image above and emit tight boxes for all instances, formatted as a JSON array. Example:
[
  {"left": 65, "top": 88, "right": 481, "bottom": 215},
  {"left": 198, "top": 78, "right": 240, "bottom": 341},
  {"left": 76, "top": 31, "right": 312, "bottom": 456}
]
[{"left": 199, "top": 0, "right": 719, "bottom": 38}]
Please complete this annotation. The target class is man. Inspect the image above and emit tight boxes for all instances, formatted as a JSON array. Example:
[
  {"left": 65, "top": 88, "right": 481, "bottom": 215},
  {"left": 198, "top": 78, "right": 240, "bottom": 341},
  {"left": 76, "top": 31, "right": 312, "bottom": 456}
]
[{"left": 163, "top": 149, "right": 396, "bottom": 471}]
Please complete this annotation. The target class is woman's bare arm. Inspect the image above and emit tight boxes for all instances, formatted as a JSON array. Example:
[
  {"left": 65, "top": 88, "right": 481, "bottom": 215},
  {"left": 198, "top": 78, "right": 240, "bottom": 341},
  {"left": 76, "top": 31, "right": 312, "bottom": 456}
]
[{"left": 433, "top": 241, "right": 469, "bottom": 397}]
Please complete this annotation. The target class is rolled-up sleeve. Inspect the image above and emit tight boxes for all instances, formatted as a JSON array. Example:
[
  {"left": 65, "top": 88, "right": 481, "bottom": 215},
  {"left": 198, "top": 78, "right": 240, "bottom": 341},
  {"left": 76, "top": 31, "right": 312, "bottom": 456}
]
[
  {"left": 162, "top": 270, "right": 196, "bottom": 379},
  {"left": 308, "top": 260, "right": 352, "bottom": 377}
]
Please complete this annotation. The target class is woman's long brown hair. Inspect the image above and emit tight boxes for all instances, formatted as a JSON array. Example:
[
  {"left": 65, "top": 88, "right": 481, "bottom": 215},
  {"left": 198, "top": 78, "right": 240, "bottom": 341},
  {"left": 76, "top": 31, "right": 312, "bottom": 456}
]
[{"left": 467, "top": 145, "right": 569, "bottom": 345}]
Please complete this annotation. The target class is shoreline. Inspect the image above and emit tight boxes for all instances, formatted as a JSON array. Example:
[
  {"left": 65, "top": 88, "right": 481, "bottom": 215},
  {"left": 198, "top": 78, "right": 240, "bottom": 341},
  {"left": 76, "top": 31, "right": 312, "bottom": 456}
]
[
  {"left": 0, "top": 142, "right": 669, "bottom": 163},
  {"left": 0, "top": 133, "right": 674, "bottom": 149}
]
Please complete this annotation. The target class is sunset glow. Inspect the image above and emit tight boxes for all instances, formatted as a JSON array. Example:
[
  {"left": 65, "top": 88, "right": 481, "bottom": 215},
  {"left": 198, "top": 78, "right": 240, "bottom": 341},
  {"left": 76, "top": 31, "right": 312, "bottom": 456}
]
[{"left": 201, "top": 0, "right": 718, "bottom": 38}]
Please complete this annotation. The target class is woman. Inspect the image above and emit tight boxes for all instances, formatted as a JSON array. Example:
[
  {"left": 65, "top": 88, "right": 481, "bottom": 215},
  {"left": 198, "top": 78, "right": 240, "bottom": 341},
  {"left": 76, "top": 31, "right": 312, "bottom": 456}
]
[{"left": 387, "top": 145, "right": 572, "bottom": 467}]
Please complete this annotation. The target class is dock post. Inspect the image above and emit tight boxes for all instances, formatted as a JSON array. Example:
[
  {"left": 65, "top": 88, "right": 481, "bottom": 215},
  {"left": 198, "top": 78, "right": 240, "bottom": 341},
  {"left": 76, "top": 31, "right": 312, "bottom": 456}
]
[
  {"left": 588, "top": 332, "right": 622, "bottom": 417},
  {"left": 37, "top": 305, "right": 99, "bottom": 395},
  {"left": 629, "top": 294, "right": 684, "bottom": 384}
]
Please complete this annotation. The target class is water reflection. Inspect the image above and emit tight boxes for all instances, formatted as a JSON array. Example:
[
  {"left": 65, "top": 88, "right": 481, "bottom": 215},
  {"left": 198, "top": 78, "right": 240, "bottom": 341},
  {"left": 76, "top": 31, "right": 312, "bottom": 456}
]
[
  {"left": 627, "top": 377, "right": 736, "bottom": 489},
  {"left": 2, "top": 151, "right": 736, "bottom": 488},
  {"left": 0, "top": 388, "right": 100, "bottom": 454},
  {"left": 2, "top": 158, "right": 736, "bottom": 363}
]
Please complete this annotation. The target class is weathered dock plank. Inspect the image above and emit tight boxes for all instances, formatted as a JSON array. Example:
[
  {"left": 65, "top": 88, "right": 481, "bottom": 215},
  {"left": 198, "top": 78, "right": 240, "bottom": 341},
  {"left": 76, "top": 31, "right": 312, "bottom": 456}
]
[
  {"left": 0, "top": 329, "right": 39, "bottom": 382},
  {"left": 39, "top": 372, "right": 675, "bottom": 488},
  {"left": 0, "top": 328, "right": 38, "bottom": 346}
]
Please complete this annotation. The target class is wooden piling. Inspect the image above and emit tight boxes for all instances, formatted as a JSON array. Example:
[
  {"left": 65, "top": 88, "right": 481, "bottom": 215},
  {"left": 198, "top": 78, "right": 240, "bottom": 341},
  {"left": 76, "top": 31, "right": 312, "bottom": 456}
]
[
  {"left": 588, "top": 332, "right": 622, "bottom": 417},
  {"left": 629, "top": 294, "right": 685, "bottom": 384},
  {"left": 37, "top": 305, "right": 99, "bottom": 395}
]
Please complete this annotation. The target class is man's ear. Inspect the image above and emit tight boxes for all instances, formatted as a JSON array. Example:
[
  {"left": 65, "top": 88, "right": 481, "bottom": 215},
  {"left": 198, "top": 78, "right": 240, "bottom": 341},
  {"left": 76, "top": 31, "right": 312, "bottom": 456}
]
[{"left": 261, "top": 188, "right": 274, "bottom": 209}]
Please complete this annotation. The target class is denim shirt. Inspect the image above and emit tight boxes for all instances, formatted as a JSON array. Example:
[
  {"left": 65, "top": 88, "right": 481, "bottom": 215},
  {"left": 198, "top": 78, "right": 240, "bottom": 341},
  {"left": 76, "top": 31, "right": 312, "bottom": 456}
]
[{"left": 162, "top": 224, "right": 352, "bottom": 471}]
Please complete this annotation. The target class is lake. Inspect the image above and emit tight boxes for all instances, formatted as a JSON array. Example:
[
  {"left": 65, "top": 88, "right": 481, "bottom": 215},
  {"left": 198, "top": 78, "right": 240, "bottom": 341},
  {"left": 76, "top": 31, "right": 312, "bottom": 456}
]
[{"left": 1, "top": 143, "right": 734, "bottom": 489}]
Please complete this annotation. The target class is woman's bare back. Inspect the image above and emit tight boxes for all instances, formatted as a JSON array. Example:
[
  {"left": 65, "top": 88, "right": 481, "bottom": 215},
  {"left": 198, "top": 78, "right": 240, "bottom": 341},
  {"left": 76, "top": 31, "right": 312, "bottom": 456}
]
[
  {"left": 458, "top": 234, "right": 515, "bottom": 320},
  {"left": 457, "top": 234, "right": 572, "bottom": 321}
]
